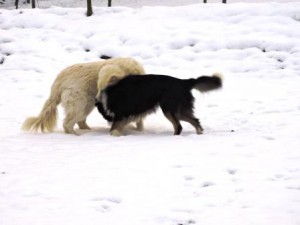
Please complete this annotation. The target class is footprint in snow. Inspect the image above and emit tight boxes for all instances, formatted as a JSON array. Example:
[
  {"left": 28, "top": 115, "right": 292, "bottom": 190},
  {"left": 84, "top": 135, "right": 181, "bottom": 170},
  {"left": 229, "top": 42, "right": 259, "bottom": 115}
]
[
  {"left": 227, "top": 169, "right": 237, "bottom": 175},
  {"left": 184, "top": 175, "right": 195, "bottom": 181},
  {"left": 202, "top": 181, "right": 215, "bottom": 188},
  {"left": 94, "top": 196, "right": 122, "bottom": 204},
  {"left": 177, "top": 219, "right": 196, "bottom": 225},
  {"left": 91, "top": 196, "right": 122, "bottom": 213}
]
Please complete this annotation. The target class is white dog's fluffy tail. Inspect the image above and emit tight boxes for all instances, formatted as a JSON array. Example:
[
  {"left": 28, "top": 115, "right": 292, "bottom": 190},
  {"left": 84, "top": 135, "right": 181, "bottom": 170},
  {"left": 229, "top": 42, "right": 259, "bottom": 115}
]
[{"left": 22, "top": 90, "right": 60, "bottom": 133}]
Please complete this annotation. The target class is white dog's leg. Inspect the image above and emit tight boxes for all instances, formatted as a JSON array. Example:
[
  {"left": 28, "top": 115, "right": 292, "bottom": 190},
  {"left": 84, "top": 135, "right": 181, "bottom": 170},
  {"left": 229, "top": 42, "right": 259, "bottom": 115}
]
[
  {"left": 77, "top": 120, "right": 90, "bottom": 130},
  {"left": 63, "top": 114, "right": 78, "bottom": 135},
  {"left": 76, "top": 99, "right": 95, "bottom": 130},
  {"left": 61, "top": 89, "right": 94, "bottom": 135}
]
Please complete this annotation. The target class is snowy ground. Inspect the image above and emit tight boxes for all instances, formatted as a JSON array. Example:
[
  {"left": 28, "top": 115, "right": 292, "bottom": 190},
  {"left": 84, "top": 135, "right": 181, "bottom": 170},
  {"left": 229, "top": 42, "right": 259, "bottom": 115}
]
[
  {"left": 2, "top": 0, "right": 300, "bottom": 9},
  {"left": 1, "top": 2, "right": 300, "bottom": 225}
]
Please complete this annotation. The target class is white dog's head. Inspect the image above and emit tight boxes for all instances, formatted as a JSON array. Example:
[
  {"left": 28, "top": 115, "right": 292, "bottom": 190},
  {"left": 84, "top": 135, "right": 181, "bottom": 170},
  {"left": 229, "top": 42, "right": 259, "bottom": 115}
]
[
  {"left": 95, "top": 58, "right": 146, "bottom": 102},
  {"left": 95, "top": 64, "right": 128, "bottom": 101},
  {"left": 97, "top": 65, "right": 125, "bottom": 90}
]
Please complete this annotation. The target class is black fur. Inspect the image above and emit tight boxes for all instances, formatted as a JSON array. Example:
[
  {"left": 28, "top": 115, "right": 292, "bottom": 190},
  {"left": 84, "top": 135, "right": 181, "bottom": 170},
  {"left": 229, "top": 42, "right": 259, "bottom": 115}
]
[
  {"left": 95, "top": 101, "right": 113, "bottom": 122},
  {"left": 100, "top": 55, "right": 112, "bottom": 60},
  {"left": 96, "top": 74, "right": 222, "bottom": 135}
]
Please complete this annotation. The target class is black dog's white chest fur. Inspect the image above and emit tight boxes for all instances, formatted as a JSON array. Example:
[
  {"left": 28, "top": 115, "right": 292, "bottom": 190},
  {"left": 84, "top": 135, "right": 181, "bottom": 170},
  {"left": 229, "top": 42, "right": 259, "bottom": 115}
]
[{"left": 99, "top": 91, "right": 115, "bottom": 118}]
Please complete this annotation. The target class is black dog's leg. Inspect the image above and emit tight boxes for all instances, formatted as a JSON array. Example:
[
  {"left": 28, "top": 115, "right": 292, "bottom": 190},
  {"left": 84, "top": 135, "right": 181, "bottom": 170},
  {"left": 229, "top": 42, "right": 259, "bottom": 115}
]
[
  {"left": 110, "top": 119, "right": 129, "bottom": 136},
  {"left": 163, "top": 111, "right": 183, "bottom": 135},
  {"left": 180, "top": 112, "right": 203, "bottom": 134}
]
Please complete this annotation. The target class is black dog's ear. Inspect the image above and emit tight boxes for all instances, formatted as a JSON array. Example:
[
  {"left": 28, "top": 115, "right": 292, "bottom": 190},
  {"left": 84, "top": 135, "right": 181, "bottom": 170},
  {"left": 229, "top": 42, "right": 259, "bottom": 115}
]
[{"left": 108, "top": 76, "right": 121, "bottom": 86}]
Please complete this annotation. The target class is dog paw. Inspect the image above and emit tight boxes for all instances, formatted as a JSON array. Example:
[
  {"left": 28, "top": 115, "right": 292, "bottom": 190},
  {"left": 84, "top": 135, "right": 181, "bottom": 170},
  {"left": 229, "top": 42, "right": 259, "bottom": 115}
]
[
  {"left": 196, "top": 128, "right": 203, "bottom": 134},
  {"left": 110, "top": 130, "right": 123, "bottom": 137},
  {"left": 64, "top": 129, "right": 79, "bottom": 136}
]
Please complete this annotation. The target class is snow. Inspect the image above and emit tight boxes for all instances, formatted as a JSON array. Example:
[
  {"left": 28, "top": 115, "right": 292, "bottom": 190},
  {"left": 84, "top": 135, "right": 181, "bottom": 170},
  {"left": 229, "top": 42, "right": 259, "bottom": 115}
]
[
  {"left": 2, "top": 0, "right": 300, "bottom": 9},
  {"left": 1, "top": 1, "right": 300, "bottom": 225}
]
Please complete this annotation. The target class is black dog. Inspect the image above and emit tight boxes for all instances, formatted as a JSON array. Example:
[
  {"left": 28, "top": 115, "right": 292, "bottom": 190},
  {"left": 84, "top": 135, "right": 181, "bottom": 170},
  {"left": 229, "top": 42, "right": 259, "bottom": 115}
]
[{"left": 95, "top": 73, "right": 222, "bottom": 136}]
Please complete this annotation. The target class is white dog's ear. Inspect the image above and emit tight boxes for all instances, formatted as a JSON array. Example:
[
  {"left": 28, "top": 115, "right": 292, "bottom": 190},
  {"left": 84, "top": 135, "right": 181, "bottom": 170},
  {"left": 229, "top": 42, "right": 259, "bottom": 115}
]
[{"left": 108, "top": 76, "right": 121, "bottom": 85}]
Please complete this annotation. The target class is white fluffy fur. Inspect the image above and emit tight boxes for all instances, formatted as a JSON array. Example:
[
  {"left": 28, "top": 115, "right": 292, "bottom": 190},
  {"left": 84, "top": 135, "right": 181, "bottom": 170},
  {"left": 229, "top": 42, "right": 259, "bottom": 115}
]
[{"left": 22, "top": 57, "right": 145, "bottom": 135}]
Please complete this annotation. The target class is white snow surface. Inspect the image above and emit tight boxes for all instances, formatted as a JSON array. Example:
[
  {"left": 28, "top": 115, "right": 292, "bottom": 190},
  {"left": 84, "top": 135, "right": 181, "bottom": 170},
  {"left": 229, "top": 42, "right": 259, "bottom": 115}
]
[
  {"left": 2, "top": 0, "right": 300, "bottom": 9},
  {"left": 1, "top": 2, "right": 300, "bottom": 225}
]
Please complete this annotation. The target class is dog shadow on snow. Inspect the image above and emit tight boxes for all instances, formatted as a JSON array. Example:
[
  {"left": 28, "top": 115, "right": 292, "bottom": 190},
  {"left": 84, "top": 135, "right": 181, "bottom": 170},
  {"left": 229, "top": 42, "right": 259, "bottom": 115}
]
[{"left": 79, "top": 124, "right": 203, "bottom": 137}]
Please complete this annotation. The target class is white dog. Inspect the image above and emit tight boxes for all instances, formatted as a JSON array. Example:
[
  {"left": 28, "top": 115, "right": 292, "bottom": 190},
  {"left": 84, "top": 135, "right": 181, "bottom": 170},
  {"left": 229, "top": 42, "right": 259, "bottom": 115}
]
[{"left": 22, "top": 57, "right": 145, "bottom": 135}]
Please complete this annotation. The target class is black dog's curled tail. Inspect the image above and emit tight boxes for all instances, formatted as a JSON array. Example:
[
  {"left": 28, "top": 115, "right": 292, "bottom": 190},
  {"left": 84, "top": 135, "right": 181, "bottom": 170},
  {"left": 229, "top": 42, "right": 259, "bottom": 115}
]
[{"left": 191, "top": 73, "right": 223, "bottom": 93}]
